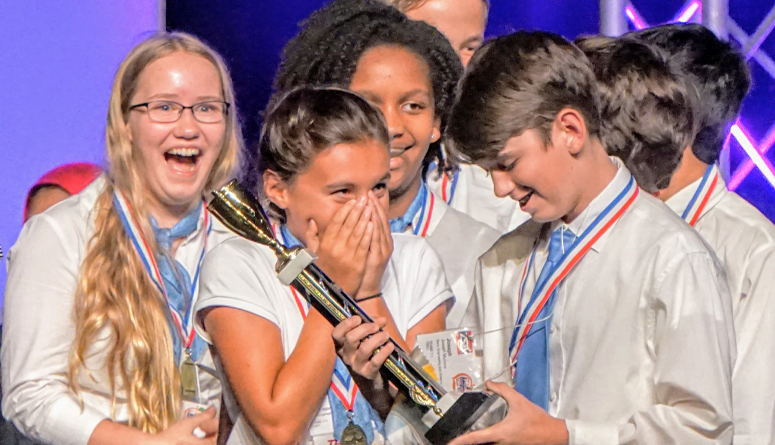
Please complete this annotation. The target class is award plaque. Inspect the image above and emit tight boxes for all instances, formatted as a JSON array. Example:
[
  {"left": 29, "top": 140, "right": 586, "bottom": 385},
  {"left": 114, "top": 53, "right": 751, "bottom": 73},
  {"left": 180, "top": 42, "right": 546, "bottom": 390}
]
[{"left": 208, "top": 180, "right": 504, "bottom": 445}]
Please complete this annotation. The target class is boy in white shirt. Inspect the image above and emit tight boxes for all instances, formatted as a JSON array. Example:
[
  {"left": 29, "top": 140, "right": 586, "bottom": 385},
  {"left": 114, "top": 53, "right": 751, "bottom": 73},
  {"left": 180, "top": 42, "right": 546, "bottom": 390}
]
[
  {"left": 624, "top": 24, "right": 775, "bottom": 444},
  {"left": 438, "top": 31, "right": 735, "bottom": 445}
]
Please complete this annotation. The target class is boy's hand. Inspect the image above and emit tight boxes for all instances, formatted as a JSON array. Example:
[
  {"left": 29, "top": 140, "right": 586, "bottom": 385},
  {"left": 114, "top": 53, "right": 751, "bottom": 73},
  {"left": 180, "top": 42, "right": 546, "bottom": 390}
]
[
  {"left": 306, "top": 198, "right": 373, "bottom": 296},
  {"left": 448, "top": 381, "right": 569, "bottom": 445}
]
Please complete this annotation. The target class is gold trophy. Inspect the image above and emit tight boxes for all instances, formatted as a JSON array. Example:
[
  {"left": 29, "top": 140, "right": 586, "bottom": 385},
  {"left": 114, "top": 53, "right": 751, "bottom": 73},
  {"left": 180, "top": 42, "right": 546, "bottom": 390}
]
[{"left": 208, "top": 180, "right": 504, "bottom": 445}]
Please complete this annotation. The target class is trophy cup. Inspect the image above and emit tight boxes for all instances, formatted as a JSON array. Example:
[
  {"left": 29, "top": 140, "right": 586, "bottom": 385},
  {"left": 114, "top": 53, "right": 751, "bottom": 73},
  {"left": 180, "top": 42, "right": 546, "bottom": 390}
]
[{"left": 208, "top": 180, "right": 504, "bottom": 445}]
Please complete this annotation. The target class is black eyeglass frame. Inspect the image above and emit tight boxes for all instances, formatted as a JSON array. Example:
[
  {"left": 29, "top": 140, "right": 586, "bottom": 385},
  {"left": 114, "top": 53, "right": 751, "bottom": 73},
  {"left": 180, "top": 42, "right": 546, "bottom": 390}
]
[{"left": 128, "top": 100, "right": 231, "bottom": 123}]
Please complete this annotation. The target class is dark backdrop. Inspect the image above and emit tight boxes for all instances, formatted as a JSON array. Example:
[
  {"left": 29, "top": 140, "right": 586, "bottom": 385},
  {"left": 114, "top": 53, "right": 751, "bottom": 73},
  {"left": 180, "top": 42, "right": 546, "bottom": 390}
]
[{"left": 167, "top": 0, "right": 775, "bottom": 221}]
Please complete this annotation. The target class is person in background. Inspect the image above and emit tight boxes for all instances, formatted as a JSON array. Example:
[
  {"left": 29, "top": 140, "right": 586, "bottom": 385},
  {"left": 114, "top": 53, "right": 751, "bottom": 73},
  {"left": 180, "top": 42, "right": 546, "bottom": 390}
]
[
  {"left": 23, "top": 162, "right": 102, "bottom": 222},
  {"left": 575, "top": 35, "right": 695, "bottom": 195},
  {"left": 382, "top": 0, "right": 488, "bottom": 67},
  {"left": 1, "top": 161, "right": 101, "bottom": 445},
  {"left": 385, "top": 0, "right": 531, "bottom": 234},
  {"left": 269, "top": 0, "right": 498, "bottom": 328},
  {"left": 2, "top": 32, "right": 242, "bottom": 445},
  {"left": 626, "top": 24, "right": 775, "bottom": 444}
]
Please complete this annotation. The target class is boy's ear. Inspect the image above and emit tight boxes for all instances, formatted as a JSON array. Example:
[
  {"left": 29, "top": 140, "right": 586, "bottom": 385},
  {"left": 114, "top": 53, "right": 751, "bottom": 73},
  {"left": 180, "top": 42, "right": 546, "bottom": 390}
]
[
  {"left": 554, "top": 108, "right": 587, "bottom": 155},
  {"left": 263, "top": 170, "right": 290, "bottom": 210}
]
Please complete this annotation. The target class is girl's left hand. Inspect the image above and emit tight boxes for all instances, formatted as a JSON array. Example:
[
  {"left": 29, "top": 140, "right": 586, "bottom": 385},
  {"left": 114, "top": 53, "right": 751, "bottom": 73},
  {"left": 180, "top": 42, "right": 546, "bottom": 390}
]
[
  {"left": 331, "top": 316, "right": 394, "bottom": 381},
  {"left": 357, "top": 191, "right": 393, "bottom": 299}
]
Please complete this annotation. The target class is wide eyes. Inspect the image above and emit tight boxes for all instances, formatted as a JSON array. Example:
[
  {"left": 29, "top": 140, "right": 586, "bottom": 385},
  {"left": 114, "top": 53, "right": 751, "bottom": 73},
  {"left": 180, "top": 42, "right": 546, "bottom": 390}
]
[{"left": 331, "top": 182, "right": 388, "bottom": 198}]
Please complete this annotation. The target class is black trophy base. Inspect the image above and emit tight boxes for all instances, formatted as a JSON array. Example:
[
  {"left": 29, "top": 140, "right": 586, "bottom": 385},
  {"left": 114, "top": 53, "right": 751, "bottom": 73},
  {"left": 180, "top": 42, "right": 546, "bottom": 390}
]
[{"left": 424, "top": 392, "right": 502, "bottom": 445}]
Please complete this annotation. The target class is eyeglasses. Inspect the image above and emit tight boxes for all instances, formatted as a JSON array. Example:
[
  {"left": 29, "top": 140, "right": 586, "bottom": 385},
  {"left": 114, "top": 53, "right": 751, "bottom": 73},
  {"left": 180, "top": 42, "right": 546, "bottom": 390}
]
[{"left": 129, "top": 100, "right": 230, "bottom": 123}]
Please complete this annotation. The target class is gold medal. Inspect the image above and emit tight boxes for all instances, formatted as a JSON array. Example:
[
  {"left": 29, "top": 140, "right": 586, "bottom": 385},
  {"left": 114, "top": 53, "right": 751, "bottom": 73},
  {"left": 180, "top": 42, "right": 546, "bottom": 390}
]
[
  {"left": 180, "top": 350, "right": 199, "bottom": 402},
  {"left": 340, "top": 421, "right": 367, "bottom": 445}
]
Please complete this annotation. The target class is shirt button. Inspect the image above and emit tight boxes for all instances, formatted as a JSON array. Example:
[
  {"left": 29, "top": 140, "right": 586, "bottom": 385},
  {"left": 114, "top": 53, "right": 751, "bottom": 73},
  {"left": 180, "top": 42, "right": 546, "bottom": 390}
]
[
  {"left": 550, "top": 392, "right": 558, "bottom": 403},
  {"left": 550, "top": 325, "right": 557, "bottom": 335}
]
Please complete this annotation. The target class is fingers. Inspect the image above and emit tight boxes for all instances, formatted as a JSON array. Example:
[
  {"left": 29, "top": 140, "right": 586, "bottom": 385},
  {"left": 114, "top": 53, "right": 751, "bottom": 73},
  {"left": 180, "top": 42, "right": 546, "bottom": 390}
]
[
  {"left": 197, "top": 413, "right": 219, "bottom": 436},
  {"left": 338, "top": 198, "right": 368, "bottom": 248},
  {"left": 332, "top": 316, "right": 362, "bottom": 347},
  {"left": 305, "top": 219, "right": 320, "bottom": 253},
  {"left": 325, "top": 199, "right": 357, "bottom": 241},
  {"left": 178, "top": 406, "right": 217, "bottom": 430},
  {"left": 485, "top": 380, "right": 521, "bottom": 404},
  {"left": 447, "top": 428, "right": 497, "bottom": 445}
]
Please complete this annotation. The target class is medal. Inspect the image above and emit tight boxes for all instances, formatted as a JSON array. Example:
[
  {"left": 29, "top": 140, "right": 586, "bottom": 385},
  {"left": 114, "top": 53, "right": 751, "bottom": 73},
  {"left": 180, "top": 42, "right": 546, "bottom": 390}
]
[
  {"left": 340, "top": 412, "right": 367, "bottom": 445},
  {"left": 180, "top": 349, "right": 200, "bottom": 402}
]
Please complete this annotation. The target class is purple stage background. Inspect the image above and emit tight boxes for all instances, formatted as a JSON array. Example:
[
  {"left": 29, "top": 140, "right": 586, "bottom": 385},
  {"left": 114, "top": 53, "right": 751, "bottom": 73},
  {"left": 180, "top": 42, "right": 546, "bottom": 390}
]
[
  {"left": 1, "top": 0, "right": 773, "bottom": 308},
  {"left": 0, "top": 1, "right": 159, "bottom": 310}
]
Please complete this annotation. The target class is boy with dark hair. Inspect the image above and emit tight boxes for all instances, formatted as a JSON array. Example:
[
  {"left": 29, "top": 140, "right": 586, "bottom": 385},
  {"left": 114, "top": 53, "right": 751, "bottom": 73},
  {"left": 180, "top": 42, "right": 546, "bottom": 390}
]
[
  {"left": 629, "top": 24, "right": 775, "bottom": 443},
  {"left": 576, "top": 36, "right": 696, "bottom": 194},
  {"left": 445, "top": 31, "right": 735, "bottom": 444}
]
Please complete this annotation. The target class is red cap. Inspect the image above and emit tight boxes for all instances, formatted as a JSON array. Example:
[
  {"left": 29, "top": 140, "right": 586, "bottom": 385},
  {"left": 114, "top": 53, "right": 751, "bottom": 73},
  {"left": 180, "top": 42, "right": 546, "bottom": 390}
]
[{"left": 24, "top": 162, "right": 102, "bottom": 222}]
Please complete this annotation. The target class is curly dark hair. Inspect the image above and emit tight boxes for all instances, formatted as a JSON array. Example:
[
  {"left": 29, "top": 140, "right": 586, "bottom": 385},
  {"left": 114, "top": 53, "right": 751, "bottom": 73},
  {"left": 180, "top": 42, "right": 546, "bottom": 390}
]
[
  {"left": 629, "top": 24, "right": 751, "bottom": 165},
  {"left": 261, "top": 0, "right": 462, "bottom": 178}
]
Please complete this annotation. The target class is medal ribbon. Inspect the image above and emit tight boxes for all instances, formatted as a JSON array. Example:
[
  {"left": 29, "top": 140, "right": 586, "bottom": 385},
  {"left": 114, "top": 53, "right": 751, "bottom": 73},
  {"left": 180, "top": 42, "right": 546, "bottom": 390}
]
[
  {"left": 278, "top": 227, "right": 361, "bottom": 411},
  {"left": 509, "top": 177, "right": 638, "bottom": 365},
  {"left": 113, "top": 189, "right": 210, "bottom": 351},
  {"left": 680, "top": 164, "right": 719, "bottom": 227},
  {"left": 411, "top": 183, "right": 435, "bottom": 237},
  {"left": 440, "top": 170, "right": 459, "bottom": 205}
]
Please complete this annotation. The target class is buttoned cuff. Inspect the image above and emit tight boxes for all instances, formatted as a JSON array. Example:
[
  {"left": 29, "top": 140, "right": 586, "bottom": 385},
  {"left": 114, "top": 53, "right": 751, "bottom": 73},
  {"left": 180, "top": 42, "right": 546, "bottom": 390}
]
[{"left": 565, "top": 419, "right": 618, "bottom": 445}]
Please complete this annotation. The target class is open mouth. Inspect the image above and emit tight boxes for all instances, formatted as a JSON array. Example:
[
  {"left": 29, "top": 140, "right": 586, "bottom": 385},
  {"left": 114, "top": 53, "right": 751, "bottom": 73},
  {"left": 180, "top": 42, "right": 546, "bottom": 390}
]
[
  {"left": 164, "top": 148, "right": 201, "bottom": 172},
  {"left": 518, "top": 189, "right": 534, "bottom": 207}
]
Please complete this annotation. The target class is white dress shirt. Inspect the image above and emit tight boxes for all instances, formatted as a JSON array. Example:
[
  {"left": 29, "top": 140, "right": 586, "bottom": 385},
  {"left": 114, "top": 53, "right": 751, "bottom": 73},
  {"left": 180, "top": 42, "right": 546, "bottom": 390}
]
[
  {"left": 194, "top": 225, "right": 453, "bottom": 445},
  {"left": 667, "top": 165, "right": 775, "bottom": 445},
  {"left": 463, "top": 159, "right": 736, "bottom": 444},
  {"left": 398, "top": 187, "right": 500, "bottom": 328},
  {"left": 426, "top": 163, "right": 531, "bottom": 234},
  {"left": 1, "top": 177, "right": 222, "bottom": 445}
]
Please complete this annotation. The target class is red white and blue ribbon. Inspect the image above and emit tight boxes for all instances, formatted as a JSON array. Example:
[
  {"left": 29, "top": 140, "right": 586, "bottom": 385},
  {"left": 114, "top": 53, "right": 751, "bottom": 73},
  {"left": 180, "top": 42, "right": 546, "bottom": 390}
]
[
  {"left": 113, "top": 189, "right": 210, "bottom": 351},
  {"left": 412, "top": 185, "right": 435, "bottom": 238},
  {"left": 509, "top": 177, "right": 639, "bottom": 365},
  {"left": 289, "top": 286, "right": 359, "bottom": 411},
  {"left": 279, "top": 227, "right": 361, "bottom": 412},
  {"left": 440, "top": 170, "right": 459, "bottom": 205},
  {"left": 680, "top": 164, "right": 719, "bottom": 227}
]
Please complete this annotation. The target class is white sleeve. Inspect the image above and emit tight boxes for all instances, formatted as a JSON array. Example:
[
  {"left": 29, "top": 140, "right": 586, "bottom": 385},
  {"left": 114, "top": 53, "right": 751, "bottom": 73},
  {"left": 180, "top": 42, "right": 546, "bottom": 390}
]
[
  {"left": 194, "top": 238, "right": 283, "bottom": 343},
  {"left": 406, "top": 241, "right": 454, "bottom": 329},
  {"left": 731, "top": 243, "right": 775, "bottom": 444},
  {"left": 1, "top": 215, "right": 106, "bottom": 445},
  {"left": 567, "top": 252, "right": 735, "bottom": 445}
]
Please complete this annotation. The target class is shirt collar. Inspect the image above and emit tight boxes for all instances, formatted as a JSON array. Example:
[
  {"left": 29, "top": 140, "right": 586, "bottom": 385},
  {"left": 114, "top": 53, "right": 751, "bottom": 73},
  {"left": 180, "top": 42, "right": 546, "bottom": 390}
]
[
  {"left": 561, "top": 157, "right": 633, "bottom": 252},
  {"left": 389, "top": 182, "right": 428, "bottom": 234},
  {"left": 665, "top": 164, "right": 726, "bottom": 221}
]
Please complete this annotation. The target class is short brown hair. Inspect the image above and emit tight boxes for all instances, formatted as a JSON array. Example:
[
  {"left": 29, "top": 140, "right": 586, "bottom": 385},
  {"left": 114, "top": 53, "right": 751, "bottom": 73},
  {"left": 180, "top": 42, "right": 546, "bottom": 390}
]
[
  {"left": 577, "top": 36, "right": 697, "bottom": 192},
  {"left": 446, "top": 31, "right": 600, "bottom": 165}
]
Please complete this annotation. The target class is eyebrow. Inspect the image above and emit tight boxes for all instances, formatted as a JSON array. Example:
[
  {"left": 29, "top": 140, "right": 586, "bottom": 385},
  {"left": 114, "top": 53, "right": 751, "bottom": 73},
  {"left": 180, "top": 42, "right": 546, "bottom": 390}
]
[
  {"left": 461, "top": 36, "right": 484, "bottom": 47},
  {"left": 146, "top": 93, "right": 224, "bottom": 102}
]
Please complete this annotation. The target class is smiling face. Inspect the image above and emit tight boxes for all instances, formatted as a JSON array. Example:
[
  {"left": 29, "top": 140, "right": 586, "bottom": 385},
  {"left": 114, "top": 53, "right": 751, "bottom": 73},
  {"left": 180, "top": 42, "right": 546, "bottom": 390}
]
[
  {"left": 349, "top": 45, "right": 439, "bottom": 203},
  {"left": 404, "top": 0, "right": 486, "bottom": 67},
  {"left": 483, "top": 127, "right": 579, "bottom": 223},
  {"left": 267, "top": 138, "right": 390, "bottom": 244},
  {"left": 127, "top": 51, "right": 225, "bottom": 223}
]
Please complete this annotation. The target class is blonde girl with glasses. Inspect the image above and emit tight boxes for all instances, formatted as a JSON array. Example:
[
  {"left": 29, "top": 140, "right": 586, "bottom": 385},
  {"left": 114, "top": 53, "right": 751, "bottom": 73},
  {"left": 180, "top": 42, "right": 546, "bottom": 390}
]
[{"left": 2, "top": 32, "right": 242, "bottom": 444}]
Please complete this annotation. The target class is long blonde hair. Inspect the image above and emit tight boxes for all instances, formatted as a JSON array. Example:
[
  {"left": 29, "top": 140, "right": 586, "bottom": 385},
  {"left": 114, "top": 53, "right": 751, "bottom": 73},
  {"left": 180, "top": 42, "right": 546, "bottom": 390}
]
[{"left": 67, "top": 32, "right": 242, "bottom": 433}]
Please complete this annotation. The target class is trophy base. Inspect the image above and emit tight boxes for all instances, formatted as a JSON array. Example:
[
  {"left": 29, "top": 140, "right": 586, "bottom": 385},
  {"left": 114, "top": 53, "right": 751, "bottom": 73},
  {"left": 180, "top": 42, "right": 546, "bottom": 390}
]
[{"left": 424, "top": 392, "right": 503, "bottom": 445}]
